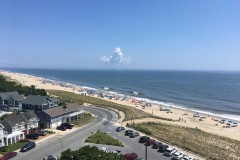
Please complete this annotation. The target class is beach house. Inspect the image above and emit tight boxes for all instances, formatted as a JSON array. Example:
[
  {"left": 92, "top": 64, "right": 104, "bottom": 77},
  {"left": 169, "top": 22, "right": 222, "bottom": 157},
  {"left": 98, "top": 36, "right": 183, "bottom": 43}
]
[
  {"left": 22, "top": 95, "right": 55, "bottom": 111},
  {"left": 0, "top": 91, "right": 24, "bottom": 111},
  {"left": 0, "top": 124, "right": 4, "bottom": 147},
  {"left": 0, "top": 111, "right": 39, "bottom": 146},
  {"left": 38, "top": 103, "right": 84, "bottom": 128}
]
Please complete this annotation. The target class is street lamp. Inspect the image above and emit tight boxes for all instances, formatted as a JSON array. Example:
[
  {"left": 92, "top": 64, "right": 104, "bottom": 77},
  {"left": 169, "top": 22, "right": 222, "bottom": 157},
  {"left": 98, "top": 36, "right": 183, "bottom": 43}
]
[{"left": 57, "top": 133, "right": 64, "bottom": 152}]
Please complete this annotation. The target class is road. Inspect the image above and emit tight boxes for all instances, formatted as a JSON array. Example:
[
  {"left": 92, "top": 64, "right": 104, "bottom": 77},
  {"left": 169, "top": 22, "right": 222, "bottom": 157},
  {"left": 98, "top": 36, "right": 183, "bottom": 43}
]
[{"left": 13, "top": 106, "right": 173, "bottom": 160}]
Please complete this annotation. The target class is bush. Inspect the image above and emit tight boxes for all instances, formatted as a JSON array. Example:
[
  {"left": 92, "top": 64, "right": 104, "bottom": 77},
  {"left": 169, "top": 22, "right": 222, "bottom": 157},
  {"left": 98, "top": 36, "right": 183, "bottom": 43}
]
[{"left": 0, "top": 146, "right": 9, "bottom": 152}]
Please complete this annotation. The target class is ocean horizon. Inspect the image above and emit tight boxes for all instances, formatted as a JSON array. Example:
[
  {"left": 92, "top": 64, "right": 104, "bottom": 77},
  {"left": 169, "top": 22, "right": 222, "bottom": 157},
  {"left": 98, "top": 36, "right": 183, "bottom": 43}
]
[{"left": 2, "top": 68, "right": 240, "bottom": 121}]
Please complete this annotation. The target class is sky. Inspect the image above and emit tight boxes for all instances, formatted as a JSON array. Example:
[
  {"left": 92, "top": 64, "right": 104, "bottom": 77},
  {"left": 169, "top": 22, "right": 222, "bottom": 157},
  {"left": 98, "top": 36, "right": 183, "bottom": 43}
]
[{"left": 0, "top": 0, "right": 240, "bottom": 71}]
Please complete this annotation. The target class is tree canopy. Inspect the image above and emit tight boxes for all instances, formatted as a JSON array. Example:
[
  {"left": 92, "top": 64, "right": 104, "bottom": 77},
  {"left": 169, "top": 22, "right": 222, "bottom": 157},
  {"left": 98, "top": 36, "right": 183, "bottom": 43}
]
[
  {"left": 60, "top": 146, "right": 125, "bottom": 160},
  {"left": 0, "top": 75, "right": 47, "bottom": 96}
]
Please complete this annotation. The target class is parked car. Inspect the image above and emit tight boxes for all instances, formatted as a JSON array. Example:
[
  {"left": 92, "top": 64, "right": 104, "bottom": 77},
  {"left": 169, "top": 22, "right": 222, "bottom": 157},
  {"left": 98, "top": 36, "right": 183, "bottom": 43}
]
[
  {"left": 182, "top": 156, "right": 194, "bottom": 160},
  {"left": 116, "top": 127, "right": 125, "bottom": 132},
  {"left": 172, "top": 151, "right": 184, "bottom": 160},
  {"left": 158, "top": 144, "right": 169, "bottom": 152},
  {"left": 145, "top": 139, "right": 155, "bottom": 146},
  {"left": 138, "top": 136, "right": 150, "bottom": 143},
  {"left": 26, "top": 133, "right": 39, "bottom": 140},
  {"left": 20, "top": 142, "right": 36, "bottom": 152},
  {"left": 47, "top": 155, "right": 57, "bottom": 160},
  {"left": 56, "top": 125, "right": 67, "bottom": 131},
  {"left": 59, "top": 123, "right": 74, "bottom": 129},
  {"left": 152, "top": 142, "right": 162, "bottom": 149},
  {"left": 35, "top": 130, "right": 47, "bottom": 136},
  {"left": 164, "top": 147, "right": 177, "bottom": 156},
  {"left": 0, "top": 152, "right": 17, "bottom": 160},
  {"left": 129, "top": 132, "right": 139, "bottom": 138},
  {"left": 124, "top": 153, "right": 138, "bottom": 160},
  {"left": 125, "top": 130, "right": 134, "bottom": 136}
]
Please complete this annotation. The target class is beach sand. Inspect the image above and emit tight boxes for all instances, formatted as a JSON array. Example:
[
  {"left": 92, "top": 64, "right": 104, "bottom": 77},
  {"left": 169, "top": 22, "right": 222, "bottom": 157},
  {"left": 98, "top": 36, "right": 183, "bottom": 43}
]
[{"left": 1, "top": 70, "right": 240, "bottom": 141}]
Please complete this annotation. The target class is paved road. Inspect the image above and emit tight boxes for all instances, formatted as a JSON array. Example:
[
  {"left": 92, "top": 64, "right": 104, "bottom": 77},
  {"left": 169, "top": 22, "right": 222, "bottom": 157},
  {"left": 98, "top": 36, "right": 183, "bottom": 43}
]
[{"left": 13, "top": 106, "right": 173, "bottom": 160}]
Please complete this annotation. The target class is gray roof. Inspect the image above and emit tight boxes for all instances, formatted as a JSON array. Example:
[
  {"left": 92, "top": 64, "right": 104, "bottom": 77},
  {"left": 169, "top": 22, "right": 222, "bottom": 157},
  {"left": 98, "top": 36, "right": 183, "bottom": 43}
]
[
  {"left": 49, "top": 97, "right": 60, "bottom": 103},
  {"left": 1, "top": 111, "right": 39, "bottom": 127},
  {"left": 0, "top": 91, "right": 24, "bottom": 101},
  {"left": 23, "top": 95, "right": 51, "bottom": 105},
  {"left": 43, "top": 103, "right": 82, "bottom": 117}
]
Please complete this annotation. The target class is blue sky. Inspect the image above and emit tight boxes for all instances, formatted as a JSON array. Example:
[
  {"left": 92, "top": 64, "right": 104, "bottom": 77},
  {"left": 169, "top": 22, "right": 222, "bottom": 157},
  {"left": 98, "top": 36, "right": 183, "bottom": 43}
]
[{"left": 0, "top": 0, "right": 240, "bottom": 70}]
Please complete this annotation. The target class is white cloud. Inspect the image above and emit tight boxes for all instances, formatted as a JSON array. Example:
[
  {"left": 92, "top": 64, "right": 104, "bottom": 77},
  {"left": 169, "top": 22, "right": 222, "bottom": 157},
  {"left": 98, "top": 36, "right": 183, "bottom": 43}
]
[{"left": 101, "top": 47, "right": 131, "bottom": 64}]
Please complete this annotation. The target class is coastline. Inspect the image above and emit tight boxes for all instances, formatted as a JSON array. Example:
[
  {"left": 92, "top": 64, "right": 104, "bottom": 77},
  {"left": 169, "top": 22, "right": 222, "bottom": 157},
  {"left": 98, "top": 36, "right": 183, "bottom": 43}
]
[{"left": 1, "top": 70, "right": 240, "bottom": 141}]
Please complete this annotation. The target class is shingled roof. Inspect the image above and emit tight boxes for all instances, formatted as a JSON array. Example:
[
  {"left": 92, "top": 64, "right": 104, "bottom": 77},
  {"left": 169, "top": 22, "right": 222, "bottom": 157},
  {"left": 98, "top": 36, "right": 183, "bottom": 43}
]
[
  {"left": 22, "top": 95, "right": 51, "bottom": 105},
  {"left": 1, "top": 111, "right": 39, "bottom": 128},
  {"left": 43, "top": 103, "right": 82, "bottom": 117},
  {"left": 0, "top": 91, "right": 24, "bottom": 101}
]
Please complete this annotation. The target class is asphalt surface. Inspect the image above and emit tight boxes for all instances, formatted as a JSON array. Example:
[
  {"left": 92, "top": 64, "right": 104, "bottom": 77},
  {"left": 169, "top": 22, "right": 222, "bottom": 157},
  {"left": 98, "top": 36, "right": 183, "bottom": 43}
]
[{"left": 12, "top": 106, "right": 174, "bottom": 160}]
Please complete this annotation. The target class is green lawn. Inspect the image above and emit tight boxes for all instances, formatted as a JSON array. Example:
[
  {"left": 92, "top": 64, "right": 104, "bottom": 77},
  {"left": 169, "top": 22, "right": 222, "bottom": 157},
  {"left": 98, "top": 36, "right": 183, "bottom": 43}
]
[
  {"left": 129, "top": 122, "right": 240, "bottom": 160},
  {"left": 0, "top": 141, "right": 29, "bottom": 154},
  {"left": 86, "top": 131, "right": 124, "bottom": 147},
  {"left": 71, "top": 113, "right": 95, "bottom": 127}
]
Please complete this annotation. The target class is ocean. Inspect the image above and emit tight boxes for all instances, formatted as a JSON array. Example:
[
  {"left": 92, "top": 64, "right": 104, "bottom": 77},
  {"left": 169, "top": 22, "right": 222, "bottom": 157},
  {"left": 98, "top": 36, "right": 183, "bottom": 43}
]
[{"left": 4, "top": 68, "right": 240, "bottom": 121}]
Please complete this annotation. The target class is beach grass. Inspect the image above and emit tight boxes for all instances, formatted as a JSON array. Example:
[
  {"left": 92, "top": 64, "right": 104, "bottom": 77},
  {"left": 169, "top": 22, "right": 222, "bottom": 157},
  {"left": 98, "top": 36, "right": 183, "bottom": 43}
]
[
  {"left": 86, "top": 131, "right": 124, "bottom": 147},
  {"left": 129, "top": 122, "right": 240, "bottom": 160},
  {"left": 71, "top": 113, "right": 95, "bottom": 127},
  {"left": 47, "top": 90, "right": 172, "bottom": 121}
]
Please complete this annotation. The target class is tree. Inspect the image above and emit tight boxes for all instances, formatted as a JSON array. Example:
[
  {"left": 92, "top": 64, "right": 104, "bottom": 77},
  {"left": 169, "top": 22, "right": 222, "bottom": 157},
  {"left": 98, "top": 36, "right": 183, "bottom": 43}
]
[{"left": 60, "top": 146, "right": 125, "bottom": 160}]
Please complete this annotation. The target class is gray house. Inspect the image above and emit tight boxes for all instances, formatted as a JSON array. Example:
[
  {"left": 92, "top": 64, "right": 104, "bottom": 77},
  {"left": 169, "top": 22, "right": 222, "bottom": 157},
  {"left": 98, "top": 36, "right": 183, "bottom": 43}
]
[
  {"left": 1, "top": 111, "right": 39, "bottom": 146},
  {"left": 22, "top": 95, "right": 55, "bottom": 112},
  {"left": 38, "top": 103, "right": 84, "bottom": 128},
  {"left": 0, "top": 91, "right": 24, "bottom": 111}
]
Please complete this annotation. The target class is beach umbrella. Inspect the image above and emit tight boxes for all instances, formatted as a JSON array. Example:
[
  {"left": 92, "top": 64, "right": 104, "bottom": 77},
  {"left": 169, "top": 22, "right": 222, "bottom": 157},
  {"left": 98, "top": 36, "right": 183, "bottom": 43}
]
[
  {"left": 228, "top": 120, "right": 233, "bottom": 123},
  {"left": 233, "top": 122, "right": 238, "bottom": 124}
]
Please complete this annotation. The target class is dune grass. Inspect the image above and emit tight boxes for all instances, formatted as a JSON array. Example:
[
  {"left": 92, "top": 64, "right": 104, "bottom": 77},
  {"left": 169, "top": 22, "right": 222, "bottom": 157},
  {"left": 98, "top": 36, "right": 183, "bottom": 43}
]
[
  {"left": 129, "top": 122, "right": 240, "bottom": 160},
  {"left": 86, "top": 131, "right": 124, "bottom": 147},
  {"left": 47, "top": 90, "right": 172, "bottom": 121},
  {"left": 71, "top": 113, "right": 95, "bottom": 127}
]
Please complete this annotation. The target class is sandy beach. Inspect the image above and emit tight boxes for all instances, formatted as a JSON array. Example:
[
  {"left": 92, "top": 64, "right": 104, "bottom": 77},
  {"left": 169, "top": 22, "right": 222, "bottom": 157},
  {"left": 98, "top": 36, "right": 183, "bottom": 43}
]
[{"left": 1, "top": 70, "right": 240, "bottom": 141}]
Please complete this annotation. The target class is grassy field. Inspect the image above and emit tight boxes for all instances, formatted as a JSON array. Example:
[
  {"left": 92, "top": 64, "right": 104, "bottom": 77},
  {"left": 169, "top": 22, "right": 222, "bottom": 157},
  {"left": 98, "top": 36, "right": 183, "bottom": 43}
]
[
  {"left": 71, "top": 113, "right": 95, "bottom": 127},
  {"left": 0, "top": 141, "right": 29, "bottom": 154},
  {"left": 86, "top": 131, "right": 124, "bottom": 147},
  {"left": 129, "top": 122, "right": 240, "bottom": 160},
  {"left": 47, "top": 90, "right": 172, "bottom": 121}
]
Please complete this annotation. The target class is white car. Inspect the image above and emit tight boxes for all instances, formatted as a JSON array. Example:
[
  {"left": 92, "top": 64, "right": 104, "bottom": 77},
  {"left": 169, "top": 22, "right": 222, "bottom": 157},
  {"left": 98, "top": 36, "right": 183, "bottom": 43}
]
[
  {"left": 101, "top": 147, "right": 108, "bottom": 153},
  {"left": 164, "top": 147, "right": 177, "bottom": 156},
  {"left": 172, "top": 152, "right": 184, "bottom": 159},
  {"left": 182, "top": 155, "right": 194, "bottom": 160}
]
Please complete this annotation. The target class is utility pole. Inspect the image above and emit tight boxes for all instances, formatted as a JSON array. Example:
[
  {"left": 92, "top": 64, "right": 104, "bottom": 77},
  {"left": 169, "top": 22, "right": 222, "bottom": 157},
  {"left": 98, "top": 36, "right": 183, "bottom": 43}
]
[{"left": 145, "top": 144, "right": 148, "bottom": 160}]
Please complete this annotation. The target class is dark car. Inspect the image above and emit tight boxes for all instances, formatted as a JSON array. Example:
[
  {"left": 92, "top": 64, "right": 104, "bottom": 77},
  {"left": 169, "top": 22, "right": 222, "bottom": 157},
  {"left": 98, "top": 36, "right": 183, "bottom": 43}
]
[
  {"left": 20, "top": 142, "right": 36, "bottom": 152},
  {"left": 35, "top": 130, "right": 47, "bottom": 136},
  {"left": 26, "top": 133, "right": 39, "bottom": 140},
  {"left": 47, "top": 155, "right": 57, "bottom": 160},
  {"left": 116, "top": 127, "right": 125, "bottom": 132},
  {"left": 62, "top": 123, "right": 74, "bottom": 129},
  {"left": 129, "top": 132, "right": 140, "bottom": 138},
  {"left": 0, "top": 152, "right": 17, "bottom": 160},
  {"left": 125, "top": 130, "right": 134, "bottom": 136},
  {"left": 139, "top": 136, "right": 150, "bottom": 143},
  {"left": 145, "top": 139, "right": 155, "bottom": 146},
  {"left": 124, "top": 153, "right": 138, "bottom": 160},
  {"left": 158, "top": 144, "right": 169, "bottom": 153},
  {"left": 56, "top": 125, "right": 67, "bottom": 131},
  {"left": 152, "top": 142, "right": 162, "bottom": 149}
]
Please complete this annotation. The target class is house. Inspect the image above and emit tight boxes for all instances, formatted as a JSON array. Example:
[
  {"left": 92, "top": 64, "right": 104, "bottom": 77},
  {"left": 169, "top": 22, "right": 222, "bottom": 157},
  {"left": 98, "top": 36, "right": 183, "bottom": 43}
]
[
  {"left": 0, "top": 124, "right": 4, "bottom": 147},
  {"left": 0, "top": 91, "right": 24, "bottom": 111},
  {"left": 22, "top": 95, "right": 55, "bottom": 111},
  {"left": 49, "top": 97, "right": 60, "bottom": 107},
  {"left": 1, "top": 111, "right": 39, "bottom": 146},
  {"left": 38, "top": 103, "right": 84, "bottom": 128}
]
